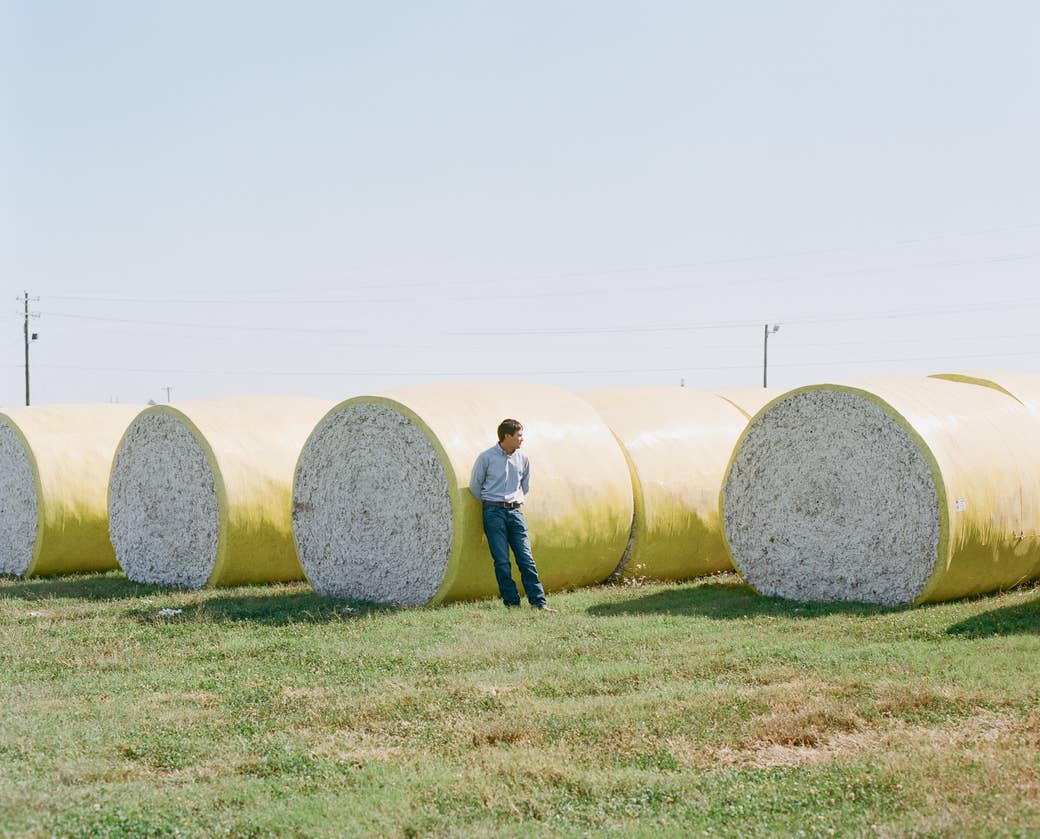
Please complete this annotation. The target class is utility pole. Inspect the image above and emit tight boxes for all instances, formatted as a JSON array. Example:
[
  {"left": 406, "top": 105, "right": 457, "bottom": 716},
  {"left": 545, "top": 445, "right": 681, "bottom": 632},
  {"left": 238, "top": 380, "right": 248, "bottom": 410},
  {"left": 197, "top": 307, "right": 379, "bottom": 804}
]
[
  {"left": 163, "top": 386, "right": 173, "bottom": 404},
  {"left": 23, "top": 292, "right": 39, "bottom": 406},
  {"left": 762, "top": 324, "right": 780, "bottom": 388},
  {"left": 23, "top": 292, "right": 29, "bottom": 405}
]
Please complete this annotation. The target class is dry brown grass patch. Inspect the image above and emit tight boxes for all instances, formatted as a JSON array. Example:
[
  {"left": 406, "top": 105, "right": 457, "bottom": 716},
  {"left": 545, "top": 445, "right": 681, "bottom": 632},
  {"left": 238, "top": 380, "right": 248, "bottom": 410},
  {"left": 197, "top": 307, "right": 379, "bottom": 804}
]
[
  {"left": 751, "top": 701, "right": 863, "bottom": 748},
  {"left": 697, "top": 708, "right": 1032, "bottom": 771},
  {"left": 741, "top": 680, "right": 864, "bottom": 749},
  {"left": 871, "top": 681, "right": 972, "bottom": 721}
]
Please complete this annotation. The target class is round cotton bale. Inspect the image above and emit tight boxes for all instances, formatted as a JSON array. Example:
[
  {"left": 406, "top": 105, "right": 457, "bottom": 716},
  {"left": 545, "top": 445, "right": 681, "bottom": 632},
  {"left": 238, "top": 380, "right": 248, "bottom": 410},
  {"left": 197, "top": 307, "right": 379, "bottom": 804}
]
[
  {"left": 292, "top": 382, "right": 634, "bottom": 606},
  {"left": 0, "top": 404, "right": 140, "bottom": 578},
  {"left": 580, "top": 387, "right": 752, "bottom": 582},
  {"left": 721, "top": 377, "right": 1040, "bottom": 606},
  {"left": 109, "top": 396, "right": 334, "bottom": 589}
]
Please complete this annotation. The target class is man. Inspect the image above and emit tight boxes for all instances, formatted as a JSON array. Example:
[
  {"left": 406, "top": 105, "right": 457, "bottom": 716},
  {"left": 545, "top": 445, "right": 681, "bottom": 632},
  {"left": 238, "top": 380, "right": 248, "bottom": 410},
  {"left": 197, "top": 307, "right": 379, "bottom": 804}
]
[{"left": 469, "top": 418, "right": 555, "bottom": 611}]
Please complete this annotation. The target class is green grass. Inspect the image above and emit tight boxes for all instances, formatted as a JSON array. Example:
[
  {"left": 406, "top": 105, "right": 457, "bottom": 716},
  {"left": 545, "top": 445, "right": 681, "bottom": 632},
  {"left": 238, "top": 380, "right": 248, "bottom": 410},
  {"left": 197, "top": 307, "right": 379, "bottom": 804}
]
[{"left": 2, "top": 572, "right": 1040, "bottom": 837}]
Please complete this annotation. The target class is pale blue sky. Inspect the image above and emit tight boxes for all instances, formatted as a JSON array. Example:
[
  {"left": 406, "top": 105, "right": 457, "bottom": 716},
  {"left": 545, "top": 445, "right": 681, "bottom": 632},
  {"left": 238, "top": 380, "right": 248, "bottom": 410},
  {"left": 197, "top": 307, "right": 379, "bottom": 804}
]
[{"left": 3, "top": 1, "right": 1038, "bottom": 405}]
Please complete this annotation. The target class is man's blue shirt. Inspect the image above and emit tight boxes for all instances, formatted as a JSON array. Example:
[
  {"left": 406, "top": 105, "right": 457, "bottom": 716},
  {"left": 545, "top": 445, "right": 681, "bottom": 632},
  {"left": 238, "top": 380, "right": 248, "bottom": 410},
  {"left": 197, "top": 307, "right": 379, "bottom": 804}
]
[{"left": 469, "top": 444, "right": 530, "bottom": 503}]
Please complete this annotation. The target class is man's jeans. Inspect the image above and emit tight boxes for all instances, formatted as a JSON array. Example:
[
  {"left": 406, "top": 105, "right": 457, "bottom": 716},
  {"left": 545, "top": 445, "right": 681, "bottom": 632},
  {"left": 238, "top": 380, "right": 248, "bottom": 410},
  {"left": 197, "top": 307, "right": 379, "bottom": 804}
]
[{"left": 482, "top": 505, "right": 546, "bottom": 607}]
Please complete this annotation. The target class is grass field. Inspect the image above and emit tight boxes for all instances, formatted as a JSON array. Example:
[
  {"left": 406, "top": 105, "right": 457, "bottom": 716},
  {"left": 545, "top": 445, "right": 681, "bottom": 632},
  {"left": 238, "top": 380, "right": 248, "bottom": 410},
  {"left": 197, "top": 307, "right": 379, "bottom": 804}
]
[{"left": 2, "top": 571, "right": 1039, "bottom": 837}]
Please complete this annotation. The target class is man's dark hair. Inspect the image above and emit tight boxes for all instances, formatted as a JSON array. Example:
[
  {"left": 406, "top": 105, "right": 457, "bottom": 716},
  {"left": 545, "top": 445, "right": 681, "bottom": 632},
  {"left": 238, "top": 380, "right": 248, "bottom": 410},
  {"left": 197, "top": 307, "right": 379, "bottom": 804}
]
[{"left": 497, "top": 418, "right": 523, "bottom": 441}]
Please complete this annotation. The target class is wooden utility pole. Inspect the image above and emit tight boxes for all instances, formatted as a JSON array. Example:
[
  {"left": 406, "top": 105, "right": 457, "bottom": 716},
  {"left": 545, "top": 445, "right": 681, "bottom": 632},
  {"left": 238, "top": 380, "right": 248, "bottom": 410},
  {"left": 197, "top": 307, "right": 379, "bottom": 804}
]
[{"left": 22, "top": 292, "right": 40, "bottom": 405}]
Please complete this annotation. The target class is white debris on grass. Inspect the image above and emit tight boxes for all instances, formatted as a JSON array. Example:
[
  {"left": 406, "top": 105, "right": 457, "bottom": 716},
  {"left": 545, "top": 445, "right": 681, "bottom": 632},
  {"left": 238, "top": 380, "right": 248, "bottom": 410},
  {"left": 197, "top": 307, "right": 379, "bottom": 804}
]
[
  {"left": 722, "top": 388, "right": 941, "bottom": 606},
  {"left": 0, "top": 420, "right": 38, "bottom": 577},
  {"left": 292, "top": 402, "right": 452, "bottom": 606},
  {"left": 108, "top": 412, "right": 220, "bottom": 589}
]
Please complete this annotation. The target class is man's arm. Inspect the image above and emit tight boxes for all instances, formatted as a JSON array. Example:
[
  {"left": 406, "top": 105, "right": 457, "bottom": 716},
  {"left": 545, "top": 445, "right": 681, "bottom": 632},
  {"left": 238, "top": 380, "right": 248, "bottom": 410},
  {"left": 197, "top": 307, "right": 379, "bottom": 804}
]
[
  {"left": 520, "top": 455, "right": 530, "bottom": 495},
  {"left": 469, "top": 451, "right": 488, "bottom": 500}
]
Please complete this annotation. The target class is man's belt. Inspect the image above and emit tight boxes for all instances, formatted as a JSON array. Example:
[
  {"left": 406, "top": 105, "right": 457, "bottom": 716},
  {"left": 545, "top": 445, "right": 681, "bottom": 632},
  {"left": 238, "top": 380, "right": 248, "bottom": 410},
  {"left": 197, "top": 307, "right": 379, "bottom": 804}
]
[{"left": 483, "top": 500, "right": 523, "bottom": 509}]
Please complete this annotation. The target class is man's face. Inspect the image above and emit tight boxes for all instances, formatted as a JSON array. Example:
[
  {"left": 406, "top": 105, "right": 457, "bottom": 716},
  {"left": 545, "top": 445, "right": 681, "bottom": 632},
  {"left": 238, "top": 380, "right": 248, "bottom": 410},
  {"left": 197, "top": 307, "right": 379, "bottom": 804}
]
[{"left": 501, "top": 429, "right": 523, "bottom": 453}]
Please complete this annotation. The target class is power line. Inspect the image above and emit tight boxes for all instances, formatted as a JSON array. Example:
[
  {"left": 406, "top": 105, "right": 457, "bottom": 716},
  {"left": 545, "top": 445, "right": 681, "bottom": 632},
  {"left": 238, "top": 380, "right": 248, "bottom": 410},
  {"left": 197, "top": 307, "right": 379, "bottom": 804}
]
[
  {"left": 35, "top": 293, "right": 1040, "bottom": 337},
  {"left": 33, "top": 324, "right": 1040, "bottom": 354},
  {"left": 39, "top": 251, "right": 1040, "bottom": 306},
  {"left": 15, "top": 347, "right": 1040, "bottom": 378}
]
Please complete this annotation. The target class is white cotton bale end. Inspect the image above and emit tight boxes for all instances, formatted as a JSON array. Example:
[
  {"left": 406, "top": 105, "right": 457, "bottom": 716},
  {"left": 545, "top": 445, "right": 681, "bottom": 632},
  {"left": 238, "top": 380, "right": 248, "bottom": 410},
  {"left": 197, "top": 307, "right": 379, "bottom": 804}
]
[
  {"left": 0, "top": 405, "right": 141, "bottom": 577},
  {"left": 292, "top": 382, "right": 634, "bottom": 606},
  {"left": 108, "top": 396, "right": 335, "bottom": 589},
  {"left": 580, "top": 387, "right": 753, "bottom": 582},
  {"left": 721, "top": 378, "right": 1040, "bottom": 606}
]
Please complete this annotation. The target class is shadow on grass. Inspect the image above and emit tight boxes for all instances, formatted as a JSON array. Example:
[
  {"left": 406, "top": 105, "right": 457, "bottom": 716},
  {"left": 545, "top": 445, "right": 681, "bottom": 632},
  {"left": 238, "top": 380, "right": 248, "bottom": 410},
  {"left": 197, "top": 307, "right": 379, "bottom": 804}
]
[
  {"left": 946, "top": 595, "right": 1040, "bottom": 638},
  {"left": 1, "top": 572, "right": 395, "bottom": 625},
  {"left": 588, "top": 580, "right": 894, "bottom": 620},
  {"left": 129, "top": 592, "right": 396, "bottom": 626},
  {"left": 0, "top": 572, "right": 166, "bottom": 602}
]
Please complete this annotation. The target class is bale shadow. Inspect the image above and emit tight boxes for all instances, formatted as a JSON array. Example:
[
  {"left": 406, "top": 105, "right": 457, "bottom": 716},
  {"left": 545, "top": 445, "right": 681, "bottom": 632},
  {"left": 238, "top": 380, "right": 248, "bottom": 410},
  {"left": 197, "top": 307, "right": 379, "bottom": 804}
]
[
  {"left": 946, "top": 595, "right": 1040, "bottom": 638},
  {"left": 129, "top": 592, "right": 395, "bottom": 626},
  {"left": 588, "top": 579, "right": 894, "bottom": 620},
  {"left": 1, "top": 571, "right": 397, "bottom": 624},
  {"left": 0, "top": 572, "right": 165, "bottom": 602}
]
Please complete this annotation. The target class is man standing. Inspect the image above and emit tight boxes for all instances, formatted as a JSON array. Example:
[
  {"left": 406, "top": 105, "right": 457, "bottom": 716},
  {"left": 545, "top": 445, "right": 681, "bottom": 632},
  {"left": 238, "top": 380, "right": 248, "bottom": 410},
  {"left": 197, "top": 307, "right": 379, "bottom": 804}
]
[{"left": 469, "top": 418, "right": 554, "bottom": 611}]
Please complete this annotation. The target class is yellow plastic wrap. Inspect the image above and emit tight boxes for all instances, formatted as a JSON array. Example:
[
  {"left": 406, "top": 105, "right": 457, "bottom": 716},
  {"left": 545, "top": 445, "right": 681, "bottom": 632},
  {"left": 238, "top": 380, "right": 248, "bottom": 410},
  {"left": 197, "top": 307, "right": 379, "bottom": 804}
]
[
  {"left": 723, "top": 377, "right": 1040, "bottom": 604},
  {"left": 0, "top": 404, "right": 141, "bottom": 577},
  {"left": 580, "top": 387, "right": 751, "bottom": 581},
  {"left": 931, "top": 371, "right": 1040, "bottom": 413},
  {"left": 715, "top": 387, "right": 784, "bottom": 419},
  {"left": 293, "top": 382, "right": 634, "bottom": 605},
  {"left": 112, "top": 396, "right": 335, "bottom": 587}
]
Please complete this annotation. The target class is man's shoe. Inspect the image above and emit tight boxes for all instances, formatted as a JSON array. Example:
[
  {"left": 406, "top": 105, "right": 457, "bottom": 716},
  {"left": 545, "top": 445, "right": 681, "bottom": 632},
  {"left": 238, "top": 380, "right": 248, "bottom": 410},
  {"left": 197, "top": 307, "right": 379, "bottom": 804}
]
[{"left": 535, "top": 603, "right": 557, "bottom": 612}]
